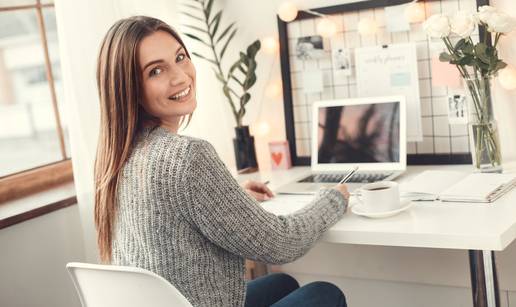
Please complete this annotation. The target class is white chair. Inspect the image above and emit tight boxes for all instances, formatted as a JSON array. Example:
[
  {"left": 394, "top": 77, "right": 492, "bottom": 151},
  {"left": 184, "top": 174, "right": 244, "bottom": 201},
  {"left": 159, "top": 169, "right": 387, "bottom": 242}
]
[{"left": 66, "top": 262, "right": 193, "bottom": 307}]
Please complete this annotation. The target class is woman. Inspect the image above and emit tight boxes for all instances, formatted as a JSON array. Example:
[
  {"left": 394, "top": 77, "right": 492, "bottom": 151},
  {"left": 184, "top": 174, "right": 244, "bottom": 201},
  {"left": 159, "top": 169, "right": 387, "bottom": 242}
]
[{"left": 94, "top": 16, "right": 349, "bottom": 307}]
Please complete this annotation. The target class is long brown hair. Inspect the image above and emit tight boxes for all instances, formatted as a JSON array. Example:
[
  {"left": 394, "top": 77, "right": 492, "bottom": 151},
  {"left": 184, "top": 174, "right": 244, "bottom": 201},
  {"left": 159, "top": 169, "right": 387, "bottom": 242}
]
[{"left": 94, "top": 16, "right": 190, "bottom": 263}]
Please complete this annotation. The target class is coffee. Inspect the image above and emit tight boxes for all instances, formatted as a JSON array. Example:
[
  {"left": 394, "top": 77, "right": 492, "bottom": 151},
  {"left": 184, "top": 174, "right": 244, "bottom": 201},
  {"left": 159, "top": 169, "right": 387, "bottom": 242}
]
[
  {"left": 356, "top": 181, "right": 401, "bottom": 213},
  {"left": 366, "top": 187, "right": 389, "bottom": 191}
]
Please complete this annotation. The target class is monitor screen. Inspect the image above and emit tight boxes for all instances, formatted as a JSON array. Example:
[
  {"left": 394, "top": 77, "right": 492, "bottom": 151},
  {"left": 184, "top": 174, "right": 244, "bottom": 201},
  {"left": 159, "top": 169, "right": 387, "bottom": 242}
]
[{"left": 317, "top": 101, "right": 400, "bottom": 164}]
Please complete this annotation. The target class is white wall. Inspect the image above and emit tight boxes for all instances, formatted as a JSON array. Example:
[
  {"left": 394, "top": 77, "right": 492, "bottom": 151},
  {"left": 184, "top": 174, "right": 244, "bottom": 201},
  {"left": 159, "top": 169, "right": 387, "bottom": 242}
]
[{"left": 0, "top": 205, "right": 84, "bottom": 307}]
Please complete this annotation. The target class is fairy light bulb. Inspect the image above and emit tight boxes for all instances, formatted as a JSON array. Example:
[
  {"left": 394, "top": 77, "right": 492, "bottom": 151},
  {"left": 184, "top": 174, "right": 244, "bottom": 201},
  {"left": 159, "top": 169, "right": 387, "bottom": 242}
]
[
  {"left": 404, "top": 2, "right": 426, "bottom": 23},
  {"left": 316, "top": 17, "right": 338, "bottom": 38},
  {"left": 499, "top": 66, "right": 516, "bottom": 90},
  {"left": 358, "top": 17, "right": 378, "bottom": 35},
  {"left": 262, "top": 36, "right": 279, "bottom": 54},
  {"left": 256, "top": 121, "right": 271, "bottom": 137},
  {"left": 265, "top": 81, "right": 282, "bottom": 99},
  {"left": 278, "top": 2, "right": 298, "bottom": 22}
]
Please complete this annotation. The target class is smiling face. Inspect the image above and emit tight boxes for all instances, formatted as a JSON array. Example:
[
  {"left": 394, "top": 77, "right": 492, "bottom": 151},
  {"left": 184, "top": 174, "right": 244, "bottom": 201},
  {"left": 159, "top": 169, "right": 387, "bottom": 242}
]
[{"left": 138, "top": 30, "right": 196, "bottom": 132}]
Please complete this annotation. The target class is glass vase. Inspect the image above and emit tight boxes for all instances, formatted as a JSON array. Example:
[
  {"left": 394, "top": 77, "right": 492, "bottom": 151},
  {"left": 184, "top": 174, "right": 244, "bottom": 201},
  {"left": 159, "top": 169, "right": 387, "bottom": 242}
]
[
  {"left": 233, "top": 126, "right": 258, "bottom": 173},
  {"left": 464, "top": 74, "right": 503, "bottom": 173}
]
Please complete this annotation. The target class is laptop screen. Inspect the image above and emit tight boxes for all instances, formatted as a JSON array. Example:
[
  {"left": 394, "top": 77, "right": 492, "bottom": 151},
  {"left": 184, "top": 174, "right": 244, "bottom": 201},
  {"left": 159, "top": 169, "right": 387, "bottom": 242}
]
[{"left": 316, "top": 101, "right": 400, "bottom": 164}]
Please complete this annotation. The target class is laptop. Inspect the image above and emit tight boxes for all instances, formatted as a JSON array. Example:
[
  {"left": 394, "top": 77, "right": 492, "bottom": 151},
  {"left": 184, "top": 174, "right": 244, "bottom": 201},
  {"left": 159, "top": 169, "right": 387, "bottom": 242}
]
[{"left": 276, "top": 95, "right": 406, "bottom": 194}]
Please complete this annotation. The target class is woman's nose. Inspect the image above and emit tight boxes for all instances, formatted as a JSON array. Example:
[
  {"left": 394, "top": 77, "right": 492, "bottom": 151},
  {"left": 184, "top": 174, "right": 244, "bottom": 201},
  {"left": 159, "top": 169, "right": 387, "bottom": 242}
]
[{"left": 168, "top": 67, "right": 187, "bottom": 86}]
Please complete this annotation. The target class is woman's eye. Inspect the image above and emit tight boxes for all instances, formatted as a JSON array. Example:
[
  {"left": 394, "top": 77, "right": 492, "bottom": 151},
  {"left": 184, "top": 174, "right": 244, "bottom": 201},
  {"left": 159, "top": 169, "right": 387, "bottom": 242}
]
[
  {"left": 149, "top": 67, "right": 162, "bottom": 77},
  {"left": 176, "top": 53, "right": 186, "bottom": 62}
]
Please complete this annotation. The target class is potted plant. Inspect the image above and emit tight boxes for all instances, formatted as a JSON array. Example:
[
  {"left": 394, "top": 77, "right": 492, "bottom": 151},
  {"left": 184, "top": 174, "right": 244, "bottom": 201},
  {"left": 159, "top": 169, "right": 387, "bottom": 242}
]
[
  {"left": 423, "top": 6, "right": 516, "bottom": 172},
  {"left": 181, "top": 0, "right": 261, "bottom": 172}
]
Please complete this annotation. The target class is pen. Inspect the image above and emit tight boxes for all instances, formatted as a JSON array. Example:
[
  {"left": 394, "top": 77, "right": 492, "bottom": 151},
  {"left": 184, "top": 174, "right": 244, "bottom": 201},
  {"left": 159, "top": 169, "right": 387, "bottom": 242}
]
[{"left": 338, "top": 166, "right": 359, "bottom": 184}]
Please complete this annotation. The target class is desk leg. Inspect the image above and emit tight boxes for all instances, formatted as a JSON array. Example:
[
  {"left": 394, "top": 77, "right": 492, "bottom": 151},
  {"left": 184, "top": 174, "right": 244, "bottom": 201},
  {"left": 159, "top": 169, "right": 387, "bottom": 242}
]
[{"left": 468, "top": 250, "right": 500, "bottom": 307}]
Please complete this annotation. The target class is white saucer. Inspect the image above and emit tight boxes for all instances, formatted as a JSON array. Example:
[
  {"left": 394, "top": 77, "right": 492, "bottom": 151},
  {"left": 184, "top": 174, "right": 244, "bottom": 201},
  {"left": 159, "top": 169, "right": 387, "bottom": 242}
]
[{"left": 351, "top": 199, "right": 412, "bottom": 219}]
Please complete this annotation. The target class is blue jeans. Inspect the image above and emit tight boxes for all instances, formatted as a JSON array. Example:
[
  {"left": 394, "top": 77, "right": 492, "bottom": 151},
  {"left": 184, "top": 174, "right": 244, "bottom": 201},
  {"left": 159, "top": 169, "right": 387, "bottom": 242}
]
[{"left": 245, "top": 273, "right": 347, "bottom": 307}]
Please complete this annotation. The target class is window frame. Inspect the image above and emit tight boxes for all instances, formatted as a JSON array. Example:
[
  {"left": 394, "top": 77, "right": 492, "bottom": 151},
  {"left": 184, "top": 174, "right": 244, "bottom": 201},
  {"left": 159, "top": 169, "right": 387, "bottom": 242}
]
[{"left": 0, "top": 0, "right": 74, "bottom": 204}]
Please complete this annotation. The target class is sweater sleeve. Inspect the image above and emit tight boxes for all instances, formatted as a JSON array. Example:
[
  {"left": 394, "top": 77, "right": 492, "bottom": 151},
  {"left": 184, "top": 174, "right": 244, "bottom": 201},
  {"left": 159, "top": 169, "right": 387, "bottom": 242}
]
[{"left": 176, "top": 139, "right": 347, "bottom": 264}]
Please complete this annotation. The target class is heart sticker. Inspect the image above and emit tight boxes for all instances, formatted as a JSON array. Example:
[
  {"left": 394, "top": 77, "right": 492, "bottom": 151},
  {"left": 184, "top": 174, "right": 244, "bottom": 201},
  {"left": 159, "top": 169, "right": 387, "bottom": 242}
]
[{"left": 271, "top": 152, "right": 283, "bottom": 165}]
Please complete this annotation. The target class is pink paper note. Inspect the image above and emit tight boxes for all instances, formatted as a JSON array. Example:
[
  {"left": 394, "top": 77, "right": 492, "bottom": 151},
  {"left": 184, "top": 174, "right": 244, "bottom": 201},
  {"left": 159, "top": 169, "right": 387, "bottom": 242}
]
[
  {"left": 268, "top": 141, "right": 292, "bottom": 170},
  {"left": 431, "top": 57, "right": 462, "bottom": 88}
]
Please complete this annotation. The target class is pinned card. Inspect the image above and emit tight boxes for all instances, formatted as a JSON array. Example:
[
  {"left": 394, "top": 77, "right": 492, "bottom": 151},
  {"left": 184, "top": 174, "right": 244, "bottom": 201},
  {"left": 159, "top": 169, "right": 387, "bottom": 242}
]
[
  {"left": 431, "top": 57, "right": 462, "bottom": 88},
  {"left": 447, "top": 94, "right": 469, "bottom": 125},
  {"left": 384, "top": 4, "right": 410, "bottom": 32},
  {"left": 302, "top": 70, "right": 324, "bottom": 94},
  {"left": 269, "top": 141, "right": 292, "bottom": 170},
  {"left": 330, "top": 35, "right": 352, "bottom": 84}
]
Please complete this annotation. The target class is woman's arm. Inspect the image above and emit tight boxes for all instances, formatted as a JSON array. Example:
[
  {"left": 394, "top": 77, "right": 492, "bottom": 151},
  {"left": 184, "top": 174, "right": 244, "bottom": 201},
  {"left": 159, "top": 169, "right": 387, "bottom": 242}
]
[{"left": 176, "top": 139, "right": 347, "bottom": 264}]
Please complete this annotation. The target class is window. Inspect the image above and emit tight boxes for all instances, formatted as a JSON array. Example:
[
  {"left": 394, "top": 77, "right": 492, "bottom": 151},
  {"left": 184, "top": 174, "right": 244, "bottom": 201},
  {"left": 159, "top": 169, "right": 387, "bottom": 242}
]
[{"left": 0, "top": 0, "right": 73, "bottom": 203}]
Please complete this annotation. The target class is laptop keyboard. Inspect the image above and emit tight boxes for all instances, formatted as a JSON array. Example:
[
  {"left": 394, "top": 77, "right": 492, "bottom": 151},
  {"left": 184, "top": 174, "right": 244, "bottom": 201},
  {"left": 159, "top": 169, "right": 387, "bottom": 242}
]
[{"left": 298, "top": 172, "right": 393, "bottom": 184}]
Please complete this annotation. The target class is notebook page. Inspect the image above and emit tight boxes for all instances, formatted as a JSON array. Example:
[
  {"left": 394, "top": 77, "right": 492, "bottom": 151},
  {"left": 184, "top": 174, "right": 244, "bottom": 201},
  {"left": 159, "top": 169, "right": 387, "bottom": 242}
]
[
  {"left": 440, "top": 173, "right": 516, "bottom": 202},
  {"left": 400, "top": 170, "right": 468, "bottom": 196},
  {"left": 260, "top": 194, "right": 314, "bottom": 215}
]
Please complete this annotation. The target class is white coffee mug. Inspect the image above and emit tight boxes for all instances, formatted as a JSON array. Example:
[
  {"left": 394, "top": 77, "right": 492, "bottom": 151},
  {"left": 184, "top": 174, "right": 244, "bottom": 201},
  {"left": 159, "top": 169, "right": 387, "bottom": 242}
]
[{"left": 356, "top": 181, "right": 401, "bottom": 213}]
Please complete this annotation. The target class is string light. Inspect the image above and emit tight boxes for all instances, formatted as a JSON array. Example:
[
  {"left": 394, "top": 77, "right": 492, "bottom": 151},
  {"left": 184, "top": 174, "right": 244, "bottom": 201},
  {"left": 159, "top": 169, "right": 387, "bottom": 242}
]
[
  {"left": 255, "top": 121, "right": 271, "bottom": 137},
  {"left": 358, "top": 17, "right": 378, "bottom": 35},
  {"left": 316, "top": 17, "right": 338, "bottom": 38},
  {"left": 277, "top": 1, "right": 339, "bottom": 39},
  {"left": 265, "top": 81, "right": 283, "bottom": 99},
  {"left": 261, "top": 36, "right": 279, "bottom": 54},
  {"left": 278, "top": 2, "right": 298, "bottom": 22},
  {"left": 499, "top": 66, "right": 516, "bottom": 90},
  {"left": 404, "top": 1, "right": 426, "bottom": 23}
]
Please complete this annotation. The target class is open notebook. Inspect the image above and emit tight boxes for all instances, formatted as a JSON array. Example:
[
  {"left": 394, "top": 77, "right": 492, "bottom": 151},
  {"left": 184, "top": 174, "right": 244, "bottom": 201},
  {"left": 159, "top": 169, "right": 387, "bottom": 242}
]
[{"left": 400, "top": 170, "right": 516, "bottom": 203}]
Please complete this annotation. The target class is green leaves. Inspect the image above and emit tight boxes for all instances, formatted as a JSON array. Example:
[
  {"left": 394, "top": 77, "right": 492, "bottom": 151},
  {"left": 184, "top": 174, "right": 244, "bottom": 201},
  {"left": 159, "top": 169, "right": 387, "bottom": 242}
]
[
  {"left": 217, "top": 22, "right": 236, "bottom": 43},
  {"left": 439, "top": 36, "right": 507, "bottom": 76},
  {"left": 457, "top": 55, "right": 474, "bottom": 66},
  {"left": 205, "top": 0, "right": 214, "bottom": 19},
  {"left": 181, "top": 2, "right": 202, "bottom": 11},
  {"left": 212, "top": 67, "right": 225, "bottom": 82},
  {"left": 209, "top": 11, "right": 222, "bottom": 36},
  {"left": 475, "top": 43, "right": 490, "bottom": 64},
  {"left": 182, "top": 24, "right": 208, "bottom": 34},
  {"left": 240, "top": 93, "right": 251, "bottom": 106},
  {"left": 183, "top": 33, "right": 210, "bottom": 47},
  {"left": 191, "top": 51, "right": 216, "bottom": 65},
  {"left": 439, "top": 52, "right": 452, "bottom": 62},
  {"left": 495, "top": 61, "right": 507, "bottom": 70},
  {"left": 180, "top": 11, "right": 204, "bottom": 23},
  {"left": 453, "top": 38, "right": 467, "bottom": 52},
  {"left": 227, "top": 40, "right": 261, "bottom": 95},
  {"left": 220, "top": 28, "right": 237, "bottom": 59},
  {"left": 246, "top": 40, "right": 260, "bottom": 59},
  {"left": 180, "top": 0, "right": 261, "bottom": 126}
]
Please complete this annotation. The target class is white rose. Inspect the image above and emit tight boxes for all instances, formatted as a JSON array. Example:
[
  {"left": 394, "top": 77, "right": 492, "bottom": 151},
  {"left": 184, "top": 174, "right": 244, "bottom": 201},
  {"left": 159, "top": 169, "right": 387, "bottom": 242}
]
[
  {"left": 486, "top": 12, "right": 516, "bottom": 33},
  {"left": 451, "top": 11, "right": 477, "bottom": 38},
  {"left": 476, "top": 5, "right": 497, "bottom": 24},
  {"left": 423, "top": 14, "right": 451, "bottom": 38}
]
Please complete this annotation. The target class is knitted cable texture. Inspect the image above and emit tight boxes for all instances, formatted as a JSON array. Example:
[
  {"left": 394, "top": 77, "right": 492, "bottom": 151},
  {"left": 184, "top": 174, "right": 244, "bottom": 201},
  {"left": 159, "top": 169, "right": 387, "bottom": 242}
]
[{"left": 112, "top": 125, "right": 348, "bottom": 306}]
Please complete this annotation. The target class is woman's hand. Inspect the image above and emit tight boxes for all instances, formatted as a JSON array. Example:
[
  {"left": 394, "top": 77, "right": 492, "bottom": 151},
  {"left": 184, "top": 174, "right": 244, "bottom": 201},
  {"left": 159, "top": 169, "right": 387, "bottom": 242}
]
[
  {"left": 333, "top": 184, "right": 350, "bottom": 201},
  {"left": 242, "top": 180, "right": 274, "bottom": 202}
]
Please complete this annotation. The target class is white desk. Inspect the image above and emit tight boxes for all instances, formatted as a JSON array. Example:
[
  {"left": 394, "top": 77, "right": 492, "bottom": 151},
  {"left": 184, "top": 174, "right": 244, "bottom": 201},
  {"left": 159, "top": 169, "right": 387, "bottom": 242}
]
[{"left": 239, "top": 164, "right": 516, "bottom": 307}]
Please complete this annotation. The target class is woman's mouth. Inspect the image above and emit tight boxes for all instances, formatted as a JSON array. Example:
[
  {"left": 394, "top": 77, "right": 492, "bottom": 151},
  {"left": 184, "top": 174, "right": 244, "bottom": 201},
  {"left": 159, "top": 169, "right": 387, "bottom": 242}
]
[{"left": 168, "top": 85, "right": 192, "bottom": 102}]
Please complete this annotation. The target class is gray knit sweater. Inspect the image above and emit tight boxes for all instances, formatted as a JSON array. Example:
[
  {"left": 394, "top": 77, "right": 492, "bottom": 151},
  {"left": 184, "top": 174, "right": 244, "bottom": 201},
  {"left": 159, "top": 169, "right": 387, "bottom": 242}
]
[{"left": 112, "top": 126, "right": 347, "bottom": 307}]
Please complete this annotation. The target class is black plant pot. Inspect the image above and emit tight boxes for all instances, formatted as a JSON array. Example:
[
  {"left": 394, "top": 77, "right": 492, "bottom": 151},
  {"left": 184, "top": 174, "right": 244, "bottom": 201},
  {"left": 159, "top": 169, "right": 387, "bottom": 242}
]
[{"left": 233, "top": 126, "right": 258, "bottom": 173}]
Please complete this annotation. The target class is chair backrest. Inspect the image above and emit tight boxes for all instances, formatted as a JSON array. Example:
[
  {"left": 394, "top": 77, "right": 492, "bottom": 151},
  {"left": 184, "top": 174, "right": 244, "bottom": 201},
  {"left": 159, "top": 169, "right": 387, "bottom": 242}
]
[{"left": 66, "top": 262, "right": 193, "bottom": 307}]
